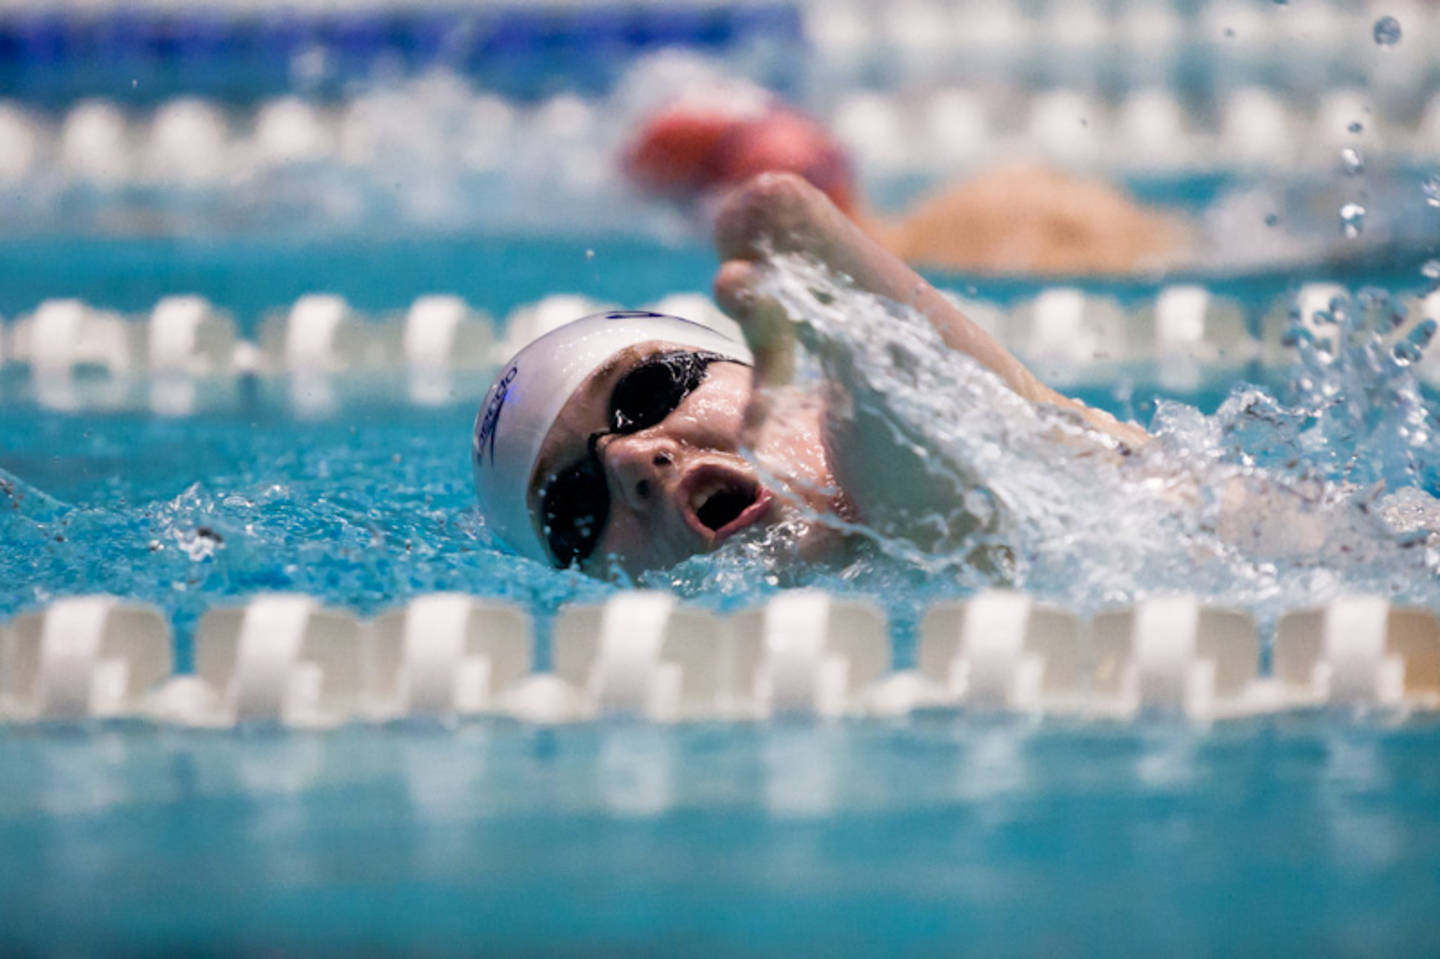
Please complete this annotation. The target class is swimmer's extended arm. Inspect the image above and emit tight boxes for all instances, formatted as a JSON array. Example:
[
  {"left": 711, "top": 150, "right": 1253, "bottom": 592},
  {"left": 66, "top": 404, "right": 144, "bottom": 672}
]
[{"left": 712, "top": 172, "right": 1150, "bottom": 447}]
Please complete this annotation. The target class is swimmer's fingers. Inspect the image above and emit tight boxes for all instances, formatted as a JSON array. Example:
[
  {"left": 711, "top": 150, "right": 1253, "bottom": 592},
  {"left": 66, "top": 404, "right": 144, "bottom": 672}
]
[
  {"left": 714, "top": 172, "right": 842, "bottom": 262},
  {"left": 715, "top": 172, "right": 1155, "bottom": 451},
  {"left": 715, "top": 257, "right": 800, "bottom": 449},
  {"left": 715, "top": 172, "right": 938, "bottom": 319},
  {"left": 715, "top": 258, "right": 795, "bottom": 387}
]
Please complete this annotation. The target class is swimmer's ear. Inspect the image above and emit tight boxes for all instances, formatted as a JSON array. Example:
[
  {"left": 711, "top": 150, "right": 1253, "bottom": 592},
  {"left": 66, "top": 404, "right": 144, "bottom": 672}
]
[{"left": 714, "top": 258, "right": 794, "bottom": 387}]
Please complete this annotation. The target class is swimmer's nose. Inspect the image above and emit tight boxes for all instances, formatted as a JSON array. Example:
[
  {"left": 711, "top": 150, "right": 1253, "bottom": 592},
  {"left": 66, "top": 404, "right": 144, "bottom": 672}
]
[{"left": 601, "top": 432, "right": 680, "bottom": 512}]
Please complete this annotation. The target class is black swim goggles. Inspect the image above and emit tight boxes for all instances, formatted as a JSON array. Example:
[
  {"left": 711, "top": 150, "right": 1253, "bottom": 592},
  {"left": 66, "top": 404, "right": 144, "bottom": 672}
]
[{"left": 538, "top": 349, "right": 737, "bottom": 568}]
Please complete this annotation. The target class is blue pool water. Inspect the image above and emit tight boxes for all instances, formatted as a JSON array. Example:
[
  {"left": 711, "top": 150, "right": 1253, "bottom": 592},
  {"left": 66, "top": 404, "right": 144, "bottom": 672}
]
[
  {"left": 0, "top": 234, "right": 720, "bottom": 324},
  {"left": 3, "top": 716, "right": 1440, "bottom": 954}
]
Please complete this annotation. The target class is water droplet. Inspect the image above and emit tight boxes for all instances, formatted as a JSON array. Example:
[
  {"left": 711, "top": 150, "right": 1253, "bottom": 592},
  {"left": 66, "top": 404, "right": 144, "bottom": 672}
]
[
  {"left": 1393, "top": 340, "right": 1421, "bottom": 365},
  {"left": 1422, "top": 259, "right": 1440, "bottom": 281},
  {"left": 1281, "top": 326, "right": 1313, "bottom": 348},
  {"left": 585, "top": 248, "right": 595, "bottom": 260},
  {"left": 1373, "top": 15, "right": 1402, "bottom": 47},
  {"left": 1410, "top": 318, "right": 1438, "bottom": 350},
  {"left": 963, "top": 487, "right": 995, "bottom": 525},
  {"left": 1223, "top": 26, "right": 1235, "bottom": 38},
  {"left": 1339, "top": 202, "right": 1366, "bottom": 238},
  {"left": 1423, "top": 173, "right": 1440, "bottom": 208},
  {"left": 1264, "top": 212, "right": 1280, "bottom": 228},
  {"left": 1339, "top": 146, "right": 1365, "bottom": 176}
]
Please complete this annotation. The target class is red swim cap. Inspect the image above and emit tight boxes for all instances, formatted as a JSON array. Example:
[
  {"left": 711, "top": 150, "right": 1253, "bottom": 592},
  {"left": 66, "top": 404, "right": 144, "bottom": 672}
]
[{"left": 624, "top": 103, "right": 857, "bottom": 215}]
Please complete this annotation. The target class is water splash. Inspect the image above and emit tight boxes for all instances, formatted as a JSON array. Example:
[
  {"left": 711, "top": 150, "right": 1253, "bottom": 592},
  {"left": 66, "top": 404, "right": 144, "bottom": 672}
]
[
  {"left": 0, "top": 407, "right": 617, "bottom": 658},
  {"left": 1423, "top": 174, "right": 1440, "bottom": 209},
  {"left": 1340, "top": 202, "right": 1366, "bottom": 238},
  {"left": 1373, "top": 16, "right": 1402, "bottom": 47},
  {"left": 0, "top": 467, "right": 66, "bottom": 520},
  {"left": 681, "top": 253, "right": 1440, "bottom": 616}
]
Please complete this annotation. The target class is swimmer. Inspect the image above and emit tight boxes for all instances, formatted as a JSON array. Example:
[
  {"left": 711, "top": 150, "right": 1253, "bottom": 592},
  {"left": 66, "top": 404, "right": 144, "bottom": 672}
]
[
  {"left": 474, "top": 172, "right": 1150, "bottom": 576},
  {"left": 623, "top": 95, "right": 1191, "bottom": 276}
]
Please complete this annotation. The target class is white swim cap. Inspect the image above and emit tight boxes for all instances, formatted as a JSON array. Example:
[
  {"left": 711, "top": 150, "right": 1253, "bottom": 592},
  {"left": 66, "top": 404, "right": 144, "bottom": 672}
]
[{"left": 473, "top": 310, "right": 753, "bottom": 565}]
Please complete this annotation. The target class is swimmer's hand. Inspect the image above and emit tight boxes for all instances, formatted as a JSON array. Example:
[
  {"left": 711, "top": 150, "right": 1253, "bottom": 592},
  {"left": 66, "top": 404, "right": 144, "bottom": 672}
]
[
  {"left": 712, "top": 172, "right": 1151, "bottom": 449},
  {"left": 712, "top": 257, "right": 796, "bottom": 389},
  {"left": 714, "top": 171, "right": 1050, "bottom": 399}
]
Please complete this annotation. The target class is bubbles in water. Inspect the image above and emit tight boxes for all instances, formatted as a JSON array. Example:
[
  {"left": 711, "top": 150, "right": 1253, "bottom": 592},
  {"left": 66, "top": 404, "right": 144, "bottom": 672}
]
[
  {"left": 1411, "top": 318, "right": 1438, "bottom": 351},
  {"left": 1280, "top": 326, "right": 1313, "bottom": 349},
  {"left": 1423, "top": 173, "right": 1440, "bottom": 208},
  {"left": 1348, "top": 121, "right": 1364, "bottom": 134},
  {"left": 1339, "top": 202, "right": 1366, "bottom": 238},
  {"left": 1339, "top": 147, "right": 1365, "bottom": 176},
  {"left": 1422, "top": 259, "right": 1440, "bottom": 282},
  {"left": 1393, "top": 340, "right": 1422, "bottom": 366},
  {"left": 962, "top": 487, "right": 996, "bottom": 527},
  {"left": 174, "top": 526, "right": 222, "bottom": 561},
  {"left": 1373, "top": 15, "right": 1402, "bottom": 47}
]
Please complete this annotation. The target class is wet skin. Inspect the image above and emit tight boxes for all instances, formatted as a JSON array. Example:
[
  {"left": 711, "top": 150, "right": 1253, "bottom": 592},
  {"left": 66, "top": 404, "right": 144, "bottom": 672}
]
[
  {"left": 711, "top": 172, "right": 1150, "bottom": 449},
  {"left": 526, "top": 341, "right": 845, "bottom": 577},
  {"left": 526, "top": 173, "right": 1152, "bottom": 577}
]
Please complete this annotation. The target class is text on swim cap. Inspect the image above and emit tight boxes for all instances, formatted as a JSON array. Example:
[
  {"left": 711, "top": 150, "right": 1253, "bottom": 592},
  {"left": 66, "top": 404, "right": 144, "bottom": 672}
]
[{"left": 475, "top": 365, "right": 518, "bottom": 467}]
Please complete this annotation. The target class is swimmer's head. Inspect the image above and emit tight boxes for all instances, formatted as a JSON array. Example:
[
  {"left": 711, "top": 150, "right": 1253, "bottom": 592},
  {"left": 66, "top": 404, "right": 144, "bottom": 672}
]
[
  {"left": 472, "top": 310, "right": 756, "bottom": 568},
  {"left": 624, "top": 101, "right": 857, "bottom": 216}
]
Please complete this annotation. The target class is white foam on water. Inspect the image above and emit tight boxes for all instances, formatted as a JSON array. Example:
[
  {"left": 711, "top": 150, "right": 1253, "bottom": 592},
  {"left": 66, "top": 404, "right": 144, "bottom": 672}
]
[{"left": 653, "top": 254, "right": 1440, "bottom": 618}]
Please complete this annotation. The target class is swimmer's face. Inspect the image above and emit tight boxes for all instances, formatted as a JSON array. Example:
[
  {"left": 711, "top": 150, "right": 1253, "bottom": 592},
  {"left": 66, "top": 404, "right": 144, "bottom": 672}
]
[{"left": 528, "top": 341, "right": 842, "bottom": 576}]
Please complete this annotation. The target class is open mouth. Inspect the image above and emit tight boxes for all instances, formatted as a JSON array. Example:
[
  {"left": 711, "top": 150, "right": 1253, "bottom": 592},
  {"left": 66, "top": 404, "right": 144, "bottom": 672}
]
[
  {"left": 694, "top": 480, "right": 757, "bottom": 531},
  {"left": 682, "top": 466, "right": 771, "bottom": 541}
]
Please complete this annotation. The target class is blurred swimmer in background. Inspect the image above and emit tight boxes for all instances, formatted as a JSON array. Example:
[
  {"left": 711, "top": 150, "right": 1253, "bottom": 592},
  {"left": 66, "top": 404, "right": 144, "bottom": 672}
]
[{"left": 622, "top": 92, "right": 1192, "bottom": 276}]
